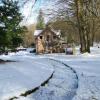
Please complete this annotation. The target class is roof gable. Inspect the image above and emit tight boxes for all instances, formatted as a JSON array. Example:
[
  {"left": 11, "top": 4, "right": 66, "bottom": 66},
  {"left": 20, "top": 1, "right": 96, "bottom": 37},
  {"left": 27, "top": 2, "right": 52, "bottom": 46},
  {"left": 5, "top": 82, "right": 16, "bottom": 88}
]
[
  {"left": 34, "top": 28, "right": 60, "bottom": 37},
  {"left": 34, "top": 30, "right": 43, "bottom": 36},
  {"left": 51, "top": 29, "right": 60, "bottom": 36}
]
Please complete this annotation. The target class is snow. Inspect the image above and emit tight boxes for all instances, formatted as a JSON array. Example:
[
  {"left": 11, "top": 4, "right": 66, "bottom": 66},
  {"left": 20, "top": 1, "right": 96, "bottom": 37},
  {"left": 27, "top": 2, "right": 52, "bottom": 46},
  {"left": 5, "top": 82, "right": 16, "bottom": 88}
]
[
  {"left": 0, "top": 46, "right": 100, "bottom": 100},
  {"left": 0, "top": 51, "right": 54, "bottom": 100},
  {"left": 22, "top": 59, "right": 78, "bottom": 100},
  {"left": 34, "top": 29, "right": 61, "bottom": 36},
  {"left": 42, "top": 46, "right": 100, "bottom": 100},
  {"left": 34, "top": 30, "right": 43, "bottom": 36},
  {"left": 51, "top": 29, "right": 61, "bottom": 36}
]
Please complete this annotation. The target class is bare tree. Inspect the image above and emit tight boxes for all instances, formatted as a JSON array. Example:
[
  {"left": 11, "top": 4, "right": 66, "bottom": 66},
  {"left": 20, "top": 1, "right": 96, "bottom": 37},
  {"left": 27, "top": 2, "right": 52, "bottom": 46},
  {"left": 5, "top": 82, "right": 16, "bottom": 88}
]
[{"left": 48, "top": 0, "right": 100, "bottom": 53}]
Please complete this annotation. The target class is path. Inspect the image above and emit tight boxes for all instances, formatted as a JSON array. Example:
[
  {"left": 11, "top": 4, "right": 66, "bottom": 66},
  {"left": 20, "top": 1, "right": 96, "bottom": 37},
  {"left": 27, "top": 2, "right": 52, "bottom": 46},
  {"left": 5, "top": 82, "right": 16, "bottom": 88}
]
[{"left": 17, "top": 58, "right": 78, "bottom": 100}]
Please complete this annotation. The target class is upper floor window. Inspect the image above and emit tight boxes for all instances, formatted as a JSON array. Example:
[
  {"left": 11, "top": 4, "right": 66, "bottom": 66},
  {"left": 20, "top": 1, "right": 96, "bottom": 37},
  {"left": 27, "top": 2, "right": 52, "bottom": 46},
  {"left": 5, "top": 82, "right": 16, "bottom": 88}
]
[
  {"left": 47, "top": 35, "right": 50, "bottom": 41},
  {"left": 53, "top": 35, "right": 56, "bottom": 39},
  {"left": 40, "top": 36, "right": 43, "bottom": 39}
]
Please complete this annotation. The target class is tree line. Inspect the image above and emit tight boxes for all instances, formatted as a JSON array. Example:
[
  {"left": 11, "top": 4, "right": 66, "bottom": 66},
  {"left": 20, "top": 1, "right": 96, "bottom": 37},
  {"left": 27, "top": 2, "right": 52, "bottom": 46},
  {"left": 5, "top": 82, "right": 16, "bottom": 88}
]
[
  {"left": 1, "top": 0, "right": 99, "bottom": 53},
  {"left": 28, "top": 0, "right": 100, "bottom": 53},
  {"left": 47, "top": 0, "right": 100, "bottom": 53}
]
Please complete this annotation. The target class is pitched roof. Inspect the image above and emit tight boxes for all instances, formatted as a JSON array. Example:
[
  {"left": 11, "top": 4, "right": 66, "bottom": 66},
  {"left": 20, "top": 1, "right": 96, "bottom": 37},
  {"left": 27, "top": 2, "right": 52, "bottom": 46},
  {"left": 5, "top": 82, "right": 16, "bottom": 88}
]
[
  {"left": 34, "top": 30, "right": 43, "bottom": 36},
  {"left": 34, "top": 29, "right": 60, "bottom": 37},
  {"left": 51, "top": 29, "right": 61, "bottom": 36}
]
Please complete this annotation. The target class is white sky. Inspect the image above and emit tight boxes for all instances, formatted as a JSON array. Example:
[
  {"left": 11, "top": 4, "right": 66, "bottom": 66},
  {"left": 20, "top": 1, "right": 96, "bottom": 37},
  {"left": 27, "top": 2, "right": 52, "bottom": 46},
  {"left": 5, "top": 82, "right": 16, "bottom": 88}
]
[{"left": 21, "top": 0, "right": 55, "bottom": 25}]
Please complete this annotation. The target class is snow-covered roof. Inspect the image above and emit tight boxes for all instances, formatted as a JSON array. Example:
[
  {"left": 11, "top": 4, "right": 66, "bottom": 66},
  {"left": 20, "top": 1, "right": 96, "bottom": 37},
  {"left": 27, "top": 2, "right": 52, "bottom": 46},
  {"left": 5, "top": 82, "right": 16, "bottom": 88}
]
[
  {"left": 34, "top": 30, "right": 43, "bottom": 36},
  {"left": 34, "top": 29, "right": 61, "bottom": 36},
  {"left": 51, "top": 29, "right": 61, "bottom": 36}
]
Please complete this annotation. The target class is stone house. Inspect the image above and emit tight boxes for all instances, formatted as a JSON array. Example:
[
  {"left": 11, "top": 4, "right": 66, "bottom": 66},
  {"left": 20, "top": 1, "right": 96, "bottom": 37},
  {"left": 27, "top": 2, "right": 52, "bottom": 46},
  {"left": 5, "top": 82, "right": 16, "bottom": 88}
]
[{"left": 34, "top": 26, "right": 63, "bottom": 54}]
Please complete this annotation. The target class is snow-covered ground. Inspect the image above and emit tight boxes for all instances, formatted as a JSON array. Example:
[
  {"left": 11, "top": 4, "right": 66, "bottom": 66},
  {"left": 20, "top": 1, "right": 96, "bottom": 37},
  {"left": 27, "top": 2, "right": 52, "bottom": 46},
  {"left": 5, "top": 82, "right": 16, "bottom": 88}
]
[
  {"left": 0, "top": 51, "right": 54, "bottom": 100},
  {"left": 43, "top": 47, "right": 100, "bottom": 100},
  {"left": 19, "top": 58, "right": 78, "bottom": 100},
  {"left": 0, "top": 46, "right": 100, "bottom": 100}
]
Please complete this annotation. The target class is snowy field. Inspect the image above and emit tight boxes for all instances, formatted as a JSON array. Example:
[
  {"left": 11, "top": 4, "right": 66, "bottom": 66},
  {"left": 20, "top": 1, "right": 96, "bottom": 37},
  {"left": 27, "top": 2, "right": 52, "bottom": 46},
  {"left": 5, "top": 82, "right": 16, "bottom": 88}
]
[
  {"left": 43, "top": 46, "right": 100, "bottom": 100},
  {"left": 0, "top": 51, "right": 54, "bottom": 100},
  {"left": 0, "top": 46, "right": 100, "bottom": 100}
]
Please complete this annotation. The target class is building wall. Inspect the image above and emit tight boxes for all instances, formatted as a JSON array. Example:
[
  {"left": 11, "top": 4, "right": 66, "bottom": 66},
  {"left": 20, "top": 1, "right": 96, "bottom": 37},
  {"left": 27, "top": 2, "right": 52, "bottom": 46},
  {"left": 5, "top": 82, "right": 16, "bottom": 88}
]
[{"left": 35, "top": 30, "right": 61, "bottom": 54}]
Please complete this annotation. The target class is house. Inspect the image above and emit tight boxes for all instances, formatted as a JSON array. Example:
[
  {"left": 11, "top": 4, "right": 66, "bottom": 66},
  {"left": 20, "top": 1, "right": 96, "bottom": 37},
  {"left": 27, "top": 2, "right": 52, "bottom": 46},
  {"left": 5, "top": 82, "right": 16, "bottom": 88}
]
[{"left": 34, "top": 26, "right": 63, "bottom": 54}]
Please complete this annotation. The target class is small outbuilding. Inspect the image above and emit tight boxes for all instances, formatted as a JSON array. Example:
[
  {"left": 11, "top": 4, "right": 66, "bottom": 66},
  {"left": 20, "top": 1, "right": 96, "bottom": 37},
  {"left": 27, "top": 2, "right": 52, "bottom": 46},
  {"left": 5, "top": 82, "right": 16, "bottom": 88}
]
[{"left": 34, "top": 26, "right": 63, "bottom": 54}]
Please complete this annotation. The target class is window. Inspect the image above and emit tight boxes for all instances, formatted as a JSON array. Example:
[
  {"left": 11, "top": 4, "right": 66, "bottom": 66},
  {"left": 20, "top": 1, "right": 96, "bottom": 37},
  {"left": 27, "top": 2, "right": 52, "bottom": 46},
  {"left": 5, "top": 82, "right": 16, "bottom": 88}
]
[
  {"left": 40, "top": 36, "right": 42, "bottom": 39},
  {"left": 53, "top": 36, "right": 56, "bottom": 39},
  {"left": 47, "top": 35, "right": 49, "bottom": 41}
]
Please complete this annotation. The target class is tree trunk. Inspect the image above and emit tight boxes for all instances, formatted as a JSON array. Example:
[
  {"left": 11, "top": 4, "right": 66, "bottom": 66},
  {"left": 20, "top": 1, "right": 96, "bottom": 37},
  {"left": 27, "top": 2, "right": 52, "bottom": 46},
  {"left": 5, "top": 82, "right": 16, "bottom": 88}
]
[{"left": 75, "top": 0, "right": 91, "bottom": 53}]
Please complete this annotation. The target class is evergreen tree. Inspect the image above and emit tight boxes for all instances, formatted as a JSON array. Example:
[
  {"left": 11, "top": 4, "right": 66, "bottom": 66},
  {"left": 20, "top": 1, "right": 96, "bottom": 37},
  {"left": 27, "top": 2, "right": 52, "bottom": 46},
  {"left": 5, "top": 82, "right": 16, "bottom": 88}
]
[
  {"left": 0, "top": 0, "right": 25, "bottom": 51},
  {"left": 36, "top": 9, "right": 45, "bottom": 29}
]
